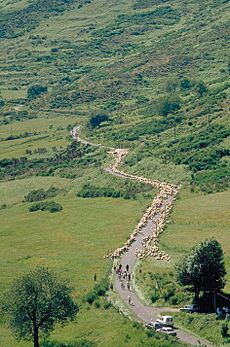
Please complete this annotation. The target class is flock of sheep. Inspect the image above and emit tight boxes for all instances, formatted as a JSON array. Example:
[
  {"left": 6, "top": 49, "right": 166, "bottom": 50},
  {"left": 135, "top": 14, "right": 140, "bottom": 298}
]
[
  {"left": 107, "top": 148, "right": 180, "bottom": 262},
  {"left": 71, "top": 127, "right": 180, "bottom": 263}
]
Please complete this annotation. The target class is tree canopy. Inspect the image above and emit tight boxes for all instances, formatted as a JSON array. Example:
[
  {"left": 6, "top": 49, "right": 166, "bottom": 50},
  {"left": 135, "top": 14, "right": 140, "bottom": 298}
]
[
  {"left": 27, "top": 85, "right": 48, "bottom": 99},
  {"left": 176, "top": 239, "right": 226, "bottom": 301},
  {"left": 2, "top": 267, "right": 78, "bottom": 347}
]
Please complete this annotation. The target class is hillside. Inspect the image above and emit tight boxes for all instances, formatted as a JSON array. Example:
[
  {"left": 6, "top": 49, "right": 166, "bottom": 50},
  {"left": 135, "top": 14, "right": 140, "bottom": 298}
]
[{"left": 0, "top": 0, "right": 229, "bottom": 346}]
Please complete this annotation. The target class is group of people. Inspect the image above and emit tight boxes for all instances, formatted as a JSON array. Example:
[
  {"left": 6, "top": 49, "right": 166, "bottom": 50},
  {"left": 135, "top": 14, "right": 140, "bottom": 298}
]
[
  {"left": 108, "top": 147, "right": 180, "bottom": 262},
  {"left": 115, "top": 264, "right": 132, "bottom": 292}
]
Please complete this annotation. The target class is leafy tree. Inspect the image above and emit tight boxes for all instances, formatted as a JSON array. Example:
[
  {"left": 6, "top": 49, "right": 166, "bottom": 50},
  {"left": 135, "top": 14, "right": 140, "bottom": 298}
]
[
  {"left": 1, "top": 267, "right": 78, "bottom": 347},
  {"left": 27, "top": 85, "right": 48, "bottom": 99},
  {"left": 158, "top": 97, "right": 181, "bottom": 116},
  {"left": 180, "top": 78, "right": 192, "bottom": 91},
  {"left": 0, "top": 99, "right": 5, "bottom": 107},
  {"left": 196, "top": 81, "right": 208, "bottom": 97},
  {"left": 176, "top": 239, "right": 226, "bottom": 302},
  {"left": 89, "top": 114, "right": 109, "bottom": 128}
]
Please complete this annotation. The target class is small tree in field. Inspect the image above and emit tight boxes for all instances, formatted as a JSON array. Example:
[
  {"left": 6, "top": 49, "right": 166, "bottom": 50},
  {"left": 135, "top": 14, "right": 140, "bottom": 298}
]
[
  {"left": 176, "top": 239, "right": 226, "bottom": 302},
  {"left": 1, "top": 267, "right": 78, "bottom": 347}
]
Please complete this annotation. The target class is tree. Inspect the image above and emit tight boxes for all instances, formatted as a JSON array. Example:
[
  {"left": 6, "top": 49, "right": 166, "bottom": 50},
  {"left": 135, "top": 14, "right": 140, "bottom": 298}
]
[
  {"left": 2, "top": 267, "right": 78, "bottom": 347},
  {"left": 158, "top": 97, "right": 181, "bottom": 117},
  {"left": 180, "top": 78, "right": 192, "bottom": 91},
  {"left": 27, "top": 85, "right": 48, "bottom": 99},
  {"left": 89, "top": 113, "right": 109, "bottom": 128},
  {"left": 196, "top": 81, "right": 208, "bottom": 97},
  {"left": 176, "top": 239, "right": 226, "bottom": 302}
]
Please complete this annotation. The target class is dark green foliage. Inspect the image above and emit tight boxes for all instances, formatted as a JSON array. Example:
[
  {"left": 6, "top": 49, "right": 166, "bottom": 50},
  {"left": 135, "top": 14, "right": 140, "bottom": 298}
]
[
  {"left": 158, "top": 97, "right": 181, "bottom": 116},
  {"left": 107, "top": 116, "right": 179, "bottom": 142},
  {"left": 77, "top": 183, "right": 135, "bottom": 199},
  {"left": 24, "top": 186, "right": 61, "bottom": 202},
  {"left": 164, "top": 124, "right": 230, "bottom": 191},
  {"left": 1, "top": 267, "right": 78, "bottom": 347},
  {"left": 28, "top": 201, "right": 63, "bottom": 213},
  {"left": 89, "top": 114, "right": 109, "bottom": 128},
  {"left": 27, "top": 85, "right": 48, "bottom": 99},
  {"left": 0, "top": 99, "right": 5, "bottom": 107},
  {"left": 180, "top": 78, "right": 192, "bottom": 91},
  {"left": 176, "top": 239, "right": 226, "bottom": 303},
  {"left": 196, "top": 81, "right": 208, "bottom": 97},
  {"left": 0, "top": 141, "right": 97, "bottom": 180},
  {"left": 85, "top": 278, "right": 109, "bottom": 305},
  {"left": 221, "top": 322, "right": 229, "bottom": 338}
]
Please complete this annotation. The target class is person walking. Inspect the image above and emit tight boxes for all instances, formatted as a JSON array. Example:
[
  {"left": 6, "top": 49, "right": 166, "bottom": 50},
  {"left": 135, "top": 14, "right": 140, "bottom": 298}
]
[{"left": 128, "top": 295, "right": 131, "bottom": 305}]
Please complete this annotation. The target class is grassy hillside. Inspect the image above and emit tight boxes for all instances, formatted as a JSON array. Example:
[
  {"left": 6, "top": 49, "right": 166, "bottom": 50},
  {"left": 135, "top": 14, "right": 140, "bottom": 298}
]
[{"left": 0, "top": 0, "right": 229, "bottom": 345}]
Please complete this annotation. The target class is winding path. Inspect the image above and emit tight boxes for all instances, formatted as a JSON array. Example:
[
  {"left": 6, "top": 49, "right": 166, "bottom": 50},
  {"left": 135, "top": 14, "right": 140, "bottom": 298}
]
[{"left": 72, "top": 127, "right": 213, "bottom": 347}]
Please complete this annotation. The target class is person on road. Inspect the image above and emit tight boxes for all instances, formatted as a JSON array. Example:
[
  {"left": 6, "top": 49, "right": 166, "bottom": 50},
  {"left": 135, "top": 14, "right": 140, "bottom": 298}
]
[{"left": 128, "top": 295, "right": 131, "bottom": 305}]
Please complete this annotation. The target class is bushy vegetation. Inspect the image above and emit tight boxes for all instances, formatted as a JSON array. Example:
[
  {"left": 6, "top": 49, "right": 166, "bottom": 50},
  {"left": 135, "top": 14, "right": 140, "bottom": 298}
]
[
  {"left": 77, "top": 183, "right": 136, "bottom": 199},
  {"left": 135, "top": 270, "right": 191, "bottom": 306},
  {"left": 0, "top": 0, "right": 89, "bottom": 38},
  {"left": 28, "top": 201, "right": 63, "bottom": 213},
  {"left": 24, "top": 186, "right": 62, "bottom": 202},
  {"left": 27, "top": 85, "right": 48, "bottom": 99},
  {"left": 85, "top": 278, "right": 109, "bottom": 305},
  {"left": 0, "top": 141, "right": 99, "bottom": 180}
]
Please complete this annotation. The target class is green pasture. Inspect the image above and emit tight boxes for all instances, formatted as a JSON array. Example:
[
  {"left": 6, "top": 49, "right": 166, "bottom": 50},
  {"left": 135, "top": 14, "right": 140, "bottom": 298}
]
[
  {"left": 0, "top": 116, "right": 75, "bottom": 137},
  {"left": 0, "top": 116, "right": 76, "bottom": 159},
  {"left": 0, "top": 182, "right": 161, "bottom": 346},
  {"left": 0, "top": 176, "right": 70, "bottom": 205},
  {"left": 135, "top": 188, "right": 230, "bottom": 303}
]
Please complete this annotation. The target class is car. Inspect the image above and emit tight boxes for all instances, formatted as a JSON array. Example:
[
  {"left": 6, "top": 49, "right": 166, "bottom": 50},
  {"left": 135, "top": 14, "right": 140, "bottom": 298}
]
[
  {"left": 156, "top": 327, "right": 177, "bottom": 336},
  {"left": 156, "top": 315, "right": 174, "bottom": 327},
  {"left": 179, "top": 304, "right": 199, "bottom": 313},
  {"left": 145, "top": 321, "right": 162, "bottom": 330}
]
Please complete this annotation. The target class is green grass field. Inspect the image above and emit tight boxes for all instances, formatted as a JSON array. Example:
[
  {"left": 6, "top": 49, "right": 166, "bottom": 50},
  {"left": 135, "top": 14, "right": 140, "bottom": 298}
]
[{"left": 0, "top": 180, "right": 161, "bottom": 346}]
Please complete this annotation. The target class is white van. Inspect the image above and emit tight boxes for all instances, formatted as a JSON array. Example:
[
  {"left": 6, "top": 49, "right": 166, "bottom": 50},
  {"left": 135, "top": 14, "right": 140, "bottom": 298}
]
[{"left": 156, "top": 315, "right": 174, "bottom": 327}]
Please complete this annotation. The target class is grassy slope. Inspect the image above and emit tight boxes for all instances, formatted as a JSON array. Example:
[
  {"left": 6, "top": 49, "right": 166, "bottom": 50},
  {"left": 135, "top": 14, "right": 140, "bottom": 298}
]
[
  {"left": 135, "top": 188, "right": 230, "bottom": 298},
  {"left": 0, "top": 0, "right": 229, "bottom": 345}
]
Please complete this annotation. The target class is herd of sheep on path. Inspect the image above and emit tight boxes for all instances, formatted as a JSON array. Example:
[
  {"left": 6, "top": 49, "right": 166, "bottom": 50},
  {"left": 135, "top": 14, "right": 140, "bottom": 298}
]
[
  {"left": 106, "top": 148, "right": 180, "bottom": 262},
  {"left": 71, "top": 127, "right": 180, "bottom": 263}
]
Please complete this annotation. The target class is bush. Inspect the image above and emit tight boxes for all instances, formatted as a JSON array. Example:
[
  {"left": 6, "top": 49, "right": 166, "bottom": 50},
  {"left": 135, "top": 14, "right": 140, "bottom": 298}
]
[
  {"left": 77, "top": 184, "right": 135, "bottom": 199},
  {"left": 89, "top": 114, "right": 109, "bottom": 128},
  {"left": 221, "top": 322, "right": 229, "bottom": 337},
  {"left": 27, "top": 85, "right": 48, "bottom": 99},
  {"left": 151, "top": 292, "right": 160, "bottom": 303},
  {"left": 85, "top": 292, "right": 97, "bottom": 304},
  {"left": 24, "top": 186, "right": 61, "bottom": 202},
  {"left": 28, "top": 201, "right": 63, "bottom": 213}
]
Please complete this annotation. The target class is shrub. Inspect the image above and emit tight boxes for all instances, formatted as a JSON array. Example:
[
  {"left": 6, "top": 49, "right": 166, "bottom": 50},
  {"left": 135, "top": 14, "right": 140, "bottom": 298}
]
[
  {"left": 221, "top": 322, "right": 229, "bottom": 337},
  {"left": 151, "top": 292, "right": 160, "bottom": 303},
  {"left": 85, "top": 292, "right": 96, "bottom": 304},
  {"left": 27, "top": 85, "right": 48, "bottom": 99},
  {"left": 103, "top": 301, "right": 112, "bottom": 310},
  {"left": 28, "top": 201, "right": 63, "bottom": 213},
  {"left": 89, "top": 114, "right": 109, "bottom": 128},
  {"left": 24, "top": 186, "right": 61, "bottom": 202}
]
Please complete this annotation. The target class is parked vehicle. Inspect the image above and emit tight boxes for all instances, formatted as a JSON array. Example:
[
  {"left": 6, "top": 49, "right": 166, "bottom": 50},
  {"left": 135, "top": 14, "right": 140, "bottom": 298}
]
[
  {"left": 179, "top": 304, "right": 199, "bottom": 313},
  {"left": 156, "top": 315, "right": 174, "bottom": 327},
  {"left": 145, "top": 321, "right": 162, "bottom": 330},
  {"left": 156, "top": 326, "right": 177, "bottom": 336}
]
